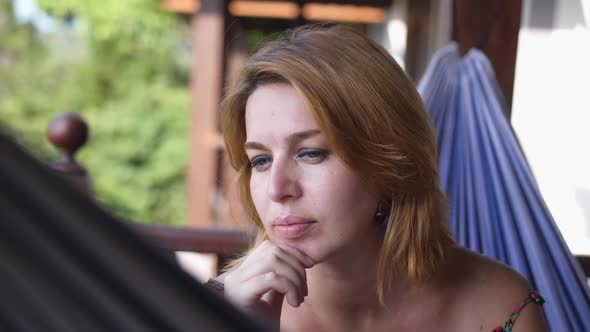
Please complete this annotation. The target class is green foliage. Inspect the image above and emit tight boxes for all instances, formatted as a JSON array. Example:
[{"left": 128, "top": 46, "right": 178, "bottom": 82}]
[
  {"left": 246, "top": 29, "right": 283, "bottom": 52},
  {"left": 0, "top": 0, "right": 191, "bottom": 224}
]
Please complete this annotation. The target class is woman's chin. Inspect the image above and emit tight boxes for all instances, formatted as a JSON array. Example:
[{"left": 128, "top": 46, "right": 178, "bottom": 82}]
[
  {"left": 293, "top": 243, "right": 328, "bottom": 266},
  {"left": 270, "top": 236, "right": 322, "bottom": 265}
]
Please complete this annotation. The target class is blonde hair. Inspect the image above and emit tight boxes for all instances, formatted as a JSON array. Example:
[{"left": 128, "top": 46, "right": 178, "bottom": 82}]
[{"left": 220, "top": 24, "right": 453, "bottom": 302}]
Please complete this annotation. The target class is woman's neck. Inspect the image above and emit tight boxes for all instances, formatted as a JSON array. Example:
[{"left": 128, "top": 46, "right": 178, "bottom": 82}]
[{"left": 291, "top": 225, "right": 413, "bottom": 328}]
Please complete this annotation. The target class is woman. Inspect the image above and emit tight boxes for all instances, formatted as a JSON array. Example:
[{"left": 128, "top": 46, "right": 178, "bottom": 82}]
[{"left": 214, "top": 24, "right": 547, "bottom": 332}]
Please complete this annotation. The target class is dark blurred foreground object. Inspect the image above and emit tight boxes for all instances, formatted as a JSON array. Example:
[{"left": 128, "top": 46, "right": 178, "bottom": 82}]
[{"left": 0, "top": 133, "right": 268, "bottom": 332}]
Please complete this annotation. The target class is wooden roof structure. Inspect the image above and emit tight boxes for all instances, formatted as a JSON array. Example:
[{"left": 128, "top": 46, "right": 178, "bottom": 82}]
[{"left": 162, "top": 0, "right": 394, "bottom": 16}]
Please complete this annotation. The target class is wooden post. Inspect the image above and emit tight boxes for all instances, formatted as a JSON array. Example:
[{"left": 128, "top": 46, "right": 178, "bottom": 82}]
[
  {"left": 187, "top": 0, "right": 226, "bottom": 227},
  {"left": 405, "top": 0, "right": 521, "bottom": 116},
  {"left": 405, "top": 0, "right": 434, "bottom": 83},
  {"left": 454, "top": 0, "right": 522, "bottom": 115},
  {"left": 404, "top": 0, "right": 453, "bottom": 83},
  {"left": 219, "top": 18, "right": 250, "bottom": 230}
]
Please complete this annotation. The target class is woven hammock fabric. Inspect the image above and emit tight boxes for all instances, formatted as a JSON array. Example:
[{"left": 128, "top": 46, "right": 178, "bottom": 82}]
[
  {"left": 417, "top": 43, "right": 590, "bottom": 332},
  {"left": 0, "top": 133, "right": 268, "bottom": 332}
]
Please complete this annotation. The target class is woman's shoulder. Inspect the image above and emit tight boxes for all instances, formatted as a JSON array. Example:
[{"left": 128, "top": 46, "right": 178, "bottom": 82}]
[
  {"left": 447, "top": 246, "right": 530, "bottom": 292},
  {"left": 438, "top": 246, "right": 547, "bottom": 331}
]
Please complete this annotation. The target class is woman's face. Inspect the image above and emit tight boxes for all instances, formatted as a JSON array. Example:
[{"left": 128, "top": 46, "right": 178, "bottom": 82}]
[{"left": 245, "top": 83, "right": 380, "bottom": 263}]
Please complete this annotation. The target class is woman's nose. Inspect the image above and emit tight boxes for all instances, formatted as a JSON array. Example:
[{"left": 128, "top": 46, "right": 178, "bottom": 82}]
[{"left": 267, "top": 159, "right": 301, "bottom": 202}]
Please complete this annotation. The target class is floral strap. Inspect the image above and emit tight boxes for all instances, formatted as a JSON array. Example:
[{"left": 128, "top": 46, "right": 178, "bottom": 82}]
[{"left": 493, "top": 291, "right": 545, "bottom": 332}]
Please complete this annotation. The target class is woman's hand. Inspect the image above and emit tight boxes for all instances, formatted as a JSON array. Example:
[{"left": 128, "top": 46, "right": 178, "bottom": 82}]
[{"left": 222, "top": 241, "right": 315, "bottom": 323}]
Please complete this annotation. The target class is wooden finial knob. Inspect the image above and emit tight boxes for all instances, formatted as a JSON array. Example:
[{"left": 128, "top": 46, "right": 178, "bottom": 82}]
[
  {"left": 47, "top": 112, "right": 88, "bottom": 158},
  {"left": 47, "top": 112, "right": 93, "bottom": 193}
]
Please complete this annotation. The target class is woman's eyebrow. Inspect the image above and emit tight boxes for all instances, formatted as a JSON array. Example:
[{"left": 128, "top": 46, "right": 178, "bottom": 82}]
[
  {"left": 243, "top": 141, "right": 268, "bottom": 151},
  {"left": 284, "top": 129, "right": 321, "bottom": 146},
  {"left": 244, "top": 129, "right": 321, "bottom": 150}
]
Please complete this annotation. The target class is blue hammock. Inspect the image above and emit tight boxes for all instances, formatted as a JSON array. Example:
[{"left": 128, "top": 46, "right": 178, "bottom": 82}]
[{"left": 417, "top": 43, "right": 590, "bottom": 331}]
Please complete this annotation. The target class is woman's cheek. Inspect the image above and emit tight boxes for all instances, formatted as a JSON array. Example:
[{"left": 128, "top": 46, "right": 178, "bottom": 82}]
[{"left": 249, "top": 177, "right": 268, "bottom": 220}]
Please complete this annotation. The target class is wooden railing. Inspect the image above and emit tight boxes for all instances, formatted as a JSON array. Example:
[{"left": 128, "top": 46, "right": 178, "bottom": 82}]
[
  {"left": 45, "top": 112, "right": 250, "bottom": 274},
  {"left": 131, "top": 222, "right": 250, "bottom": 255},
  {"left": 45, "top": 112, "right": 590, "bottom": 279},
  {"left": 129, "top": 222, "right": 252, "bottom": 272}
]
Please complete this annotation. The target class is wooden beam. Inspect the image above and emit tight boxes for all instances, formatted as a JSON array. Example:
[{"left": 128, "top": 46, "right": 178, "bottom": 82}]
[
  {"left": 228, "top": 1, "right": 300, "bottom": 19},
  {"left": 187, "top": 0, "right": 226, "bottom": 227},
  {"left": 161, "top": 0, "right": 201, "bottom": 13},
  {"left": 302, "top": 4, "right": 386, "bottom": 23}
]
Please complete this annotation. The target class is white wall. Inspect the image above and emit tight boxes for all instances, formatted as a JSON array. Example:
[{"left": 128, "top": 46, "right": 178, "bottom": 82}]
[
  {"left": 367, "top": 0, "right": 408, "bottom": 69},
  {"left": 512, "top": 0, "right": 590, "bottom": 255}
]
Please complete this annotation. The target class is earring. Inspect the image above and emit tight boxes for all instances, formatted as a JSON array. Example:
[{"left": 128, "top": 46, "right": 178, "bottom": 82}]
[{"left": 375, "top": 200, "right": 389, "bottom": 223}]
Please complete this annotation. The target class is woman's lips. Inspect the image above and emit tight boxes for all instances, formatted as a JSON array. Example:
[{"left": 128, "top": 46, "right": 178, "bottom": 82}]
[{"left": 273, "top": 216, "right": 316, "bottom": 239}]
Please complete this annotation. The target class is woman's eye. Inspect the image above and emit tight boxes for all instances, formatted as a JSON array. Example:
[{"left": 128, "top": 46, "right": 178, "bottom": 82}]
[
  {"left": 250, "top": 156, "right": 272, "bottom": 171},
  {"left": 297, "top": 149, "right": 329, "bottom": 163}
]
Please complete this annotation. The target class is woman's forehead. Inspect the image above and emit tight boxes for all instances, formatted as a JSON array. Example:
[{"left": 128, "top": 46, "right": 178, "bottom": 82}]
[{"left": 245, "top": 84, "right": 320, "bottom": 140}]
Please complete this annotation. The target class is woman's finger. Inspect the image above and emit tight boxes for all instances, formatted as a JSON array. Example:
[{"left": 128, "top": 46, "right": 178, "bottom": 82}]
[
  {"left": 237, "top": 251, "right": 307, "bottom": 298},
  {"left": 264, "top": 245, "right": 308, "bottom": 295},
  {"left": 273, "top": 243, "right": 315, "bottom": 268},
  {"left": 238, "top": 242, "right": 309, "bottom": 293},
  {"left": 243, "top": 272, "right": 303, "bottom": 307}
]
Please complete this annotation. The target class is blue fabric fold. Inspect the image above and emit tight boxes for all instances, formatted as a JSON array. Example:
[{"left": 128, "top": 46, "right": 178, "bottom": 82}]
[{"left": 418, "top": 42, "right": 590, "bottom": 331}]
